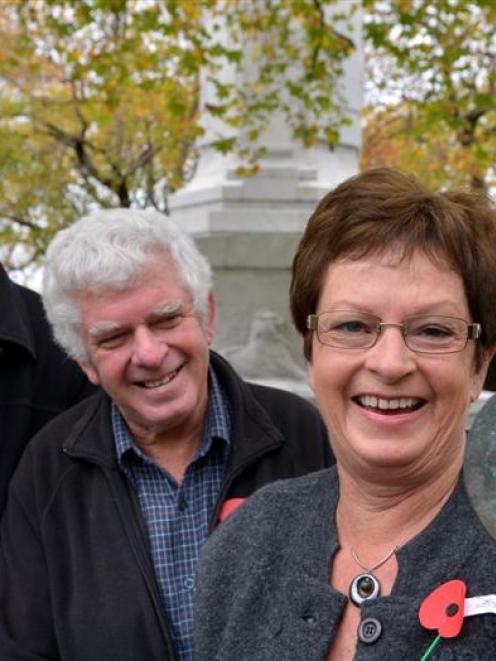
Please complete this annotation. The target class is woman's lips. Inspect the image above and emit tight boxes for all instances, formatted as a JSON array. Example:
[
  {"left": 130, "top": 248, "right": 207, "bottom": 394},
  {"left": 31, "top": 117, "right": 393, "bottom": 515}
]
[{"left": 354, "top": 394, "right": 425, "bottom": 414}]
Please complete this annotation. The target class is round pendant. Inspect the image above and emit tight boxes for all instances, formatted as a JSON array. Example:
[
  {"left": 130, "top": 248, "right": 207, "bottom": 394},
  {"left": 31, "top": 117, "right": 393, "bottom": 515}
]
[{"left": 349, "top": 572, "right": 380, "bottom": 606}]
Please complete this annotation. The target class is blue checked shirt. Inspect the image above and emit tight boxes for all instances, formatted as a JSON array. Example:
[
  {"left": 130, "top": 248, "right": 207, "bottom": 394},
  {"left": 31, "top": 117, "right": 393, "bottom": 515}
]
[{"left": 112, "top": 367, "right": 231, "bottom": 660}]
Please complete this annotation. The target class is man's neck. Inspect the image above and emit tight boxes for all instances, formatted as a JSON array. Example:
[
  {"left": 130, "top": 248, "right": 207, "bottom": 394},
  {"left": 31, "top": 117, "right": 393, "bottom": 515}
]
[{"left": 130, "top": 416, "right": 206, "bottom": 483}]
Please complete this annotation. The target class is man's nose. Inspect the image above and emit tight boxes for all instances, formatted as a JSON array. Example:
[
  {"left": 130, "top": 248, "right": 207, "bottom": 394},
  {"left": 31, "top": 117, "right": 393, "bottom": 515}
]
[{"left": 131, "top": 326, "right": 167, "bottom": 367}]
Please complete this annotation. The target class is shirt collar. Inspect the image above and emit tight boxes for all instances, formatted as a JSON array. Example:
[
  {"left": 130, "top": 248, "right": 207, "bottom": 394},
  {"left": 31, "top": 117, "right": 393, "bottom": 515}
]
[
  {"left": 112, "top": 364, "right": 231, "bottom": 468},
  {"left": 197, "top": 365, "right": 231, "bottom": 458}
]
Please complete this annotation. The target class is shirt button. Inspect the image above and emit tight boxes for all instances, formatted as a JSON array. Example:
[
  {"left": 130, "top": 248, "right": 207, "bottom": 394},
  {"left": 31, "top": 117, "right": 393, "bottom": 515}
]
[
  {"left": 184, "top": 577, "right": 194, "bottom": 590},
  {"left": 358, "top": 617, "right": 382, "bottom": 644},
  {"left": 178, "top": 496, "right": 187, "bottom": 511}
]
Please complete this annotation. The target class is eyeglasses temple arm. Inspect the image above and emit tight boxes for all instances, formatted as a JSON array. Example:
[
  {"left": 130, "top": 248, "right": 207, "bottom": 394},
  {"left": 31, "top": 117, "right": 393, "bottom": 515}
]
[
  {"left": 306, "top": 315, "right": 318, "bottom": 331},
  {"left": 468, "top": 323, "right": 482, "bottom": 340}
]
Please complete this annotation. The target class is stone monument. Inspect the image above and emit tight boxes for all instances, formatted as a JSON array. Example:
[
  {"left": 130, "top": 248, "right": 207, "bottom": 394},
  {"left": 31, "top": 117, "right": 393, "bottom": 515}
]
[
  {"left": 466, "top": 393, "right": 496, "bottom": 538},
  {"left": 170, "top": 3, "right": 363, "bottom": 395},
  {"left": 169, "top": 4, "right": 496, "bottom": 539}
]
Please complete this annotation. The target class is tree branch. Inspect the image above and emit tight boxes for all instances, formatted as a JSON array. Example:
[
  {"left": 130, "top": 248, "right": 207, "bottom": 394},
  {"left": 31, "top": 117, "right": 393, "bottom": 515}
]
[{"left": 0, "top": 212, "right": 37, "bottom": 230}]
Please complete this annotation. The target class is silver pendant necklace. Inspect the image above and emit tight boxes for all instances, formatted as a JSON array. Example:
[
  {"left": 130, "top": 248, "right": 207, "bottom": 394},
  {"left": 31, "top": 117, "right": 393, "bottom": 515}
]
[{"left": 349, "top": 546, "right": 398, "bottom": 606}]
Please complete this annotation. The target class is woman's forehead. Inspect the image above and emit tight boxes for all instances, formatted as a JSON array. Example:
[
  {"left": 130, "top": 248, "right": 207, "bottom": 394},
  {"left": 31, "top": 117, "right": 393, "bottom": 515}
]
[{"left": 317, "top": 250, "right": 467, "bottom": 311}]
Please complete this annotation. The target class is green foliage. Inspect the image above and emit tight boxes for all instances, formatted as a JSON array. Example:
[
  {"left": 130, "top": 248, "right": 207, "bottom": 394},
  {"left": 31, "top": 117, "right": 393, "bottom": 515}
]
[
  {"left": 0, "top": 0, "right": 355, "bottom": 272},
  {"left": 362, "top": 0, "right": 496, "bottom": 193},
  {"left": 8, "top": 0, "right": 492, "bottom": 275}
]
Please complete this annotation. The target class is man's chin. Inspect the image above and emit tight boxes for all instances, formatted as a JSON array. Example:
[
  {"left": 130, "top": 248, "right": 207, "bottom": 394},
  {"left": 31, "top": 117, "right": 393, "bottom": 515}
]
[{"left": 123, "top": 404, "right": 196, "bottom": 441}]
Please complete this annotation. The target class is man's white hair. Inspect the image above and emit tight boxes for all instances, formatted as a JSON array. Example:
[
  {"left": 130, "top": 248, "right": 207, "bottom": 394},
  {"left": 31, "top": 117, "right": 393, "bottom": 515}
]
[{"left": 42, "top": 208, "right": 212, "bottom": 362}]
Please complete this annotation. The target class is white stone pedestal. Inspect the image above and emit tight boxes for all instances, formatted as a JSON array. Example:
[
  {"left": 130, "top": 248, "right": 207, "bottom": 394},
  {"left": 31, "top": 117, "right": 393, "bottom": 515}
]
[
  {"left": 169, "top": 4, "right": 363, "bottom": 387},
  {"left": 170, "top": 147, "right": 359, "bottom": 386}
]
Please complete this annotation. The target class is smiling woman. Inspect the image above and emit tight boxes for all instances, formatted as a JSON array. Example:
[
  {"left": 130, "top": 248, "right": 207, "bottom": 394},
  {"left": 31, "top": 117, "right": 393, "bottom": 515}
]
[
  {"left": 307, "top": 250, "right": 482, "bottom": 485},
  {"left": 195, "top": 168, "right": 496, "bottom": 660}
]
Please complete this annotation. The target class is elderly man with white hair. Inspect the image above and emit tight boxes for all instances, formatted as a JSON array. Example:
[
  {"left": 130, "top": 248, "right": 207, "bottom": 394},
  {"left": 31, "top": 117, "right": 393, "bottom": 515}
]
[{"left": 0, "top": 209, "right": 332, "bottom": 661}]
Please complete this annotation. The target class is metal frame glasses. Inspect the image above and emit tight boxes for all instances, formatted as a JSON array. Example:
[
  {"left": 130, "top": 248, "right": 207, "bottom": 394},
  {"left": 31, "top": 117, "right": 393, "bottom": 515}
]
[{"left": 306, "top": 310, "right": 481, "bottom": 354}]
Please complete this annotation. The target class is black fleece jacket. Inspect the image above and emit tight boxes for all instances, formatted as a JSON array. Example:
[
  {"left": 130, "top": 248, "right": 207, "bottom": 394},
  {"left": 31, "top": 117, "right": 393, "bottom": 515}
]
[
  {"left": 0, "top": 265, "right": 94, "bottom": 515},
  {"left": 0, "top": 351, "right": 332, "bottom": 661}
]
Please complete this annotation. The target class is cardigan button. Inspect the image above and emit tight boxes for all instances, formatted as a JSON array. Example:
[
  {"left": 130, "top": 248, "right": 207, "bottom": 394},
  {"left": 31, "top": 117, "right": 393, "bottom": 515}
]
[
  {"left": 301, "top": 614, "right": 317, "bottom": 624},
  {"left": 357, "top": 617, "right": 382, "bottom": 644}
]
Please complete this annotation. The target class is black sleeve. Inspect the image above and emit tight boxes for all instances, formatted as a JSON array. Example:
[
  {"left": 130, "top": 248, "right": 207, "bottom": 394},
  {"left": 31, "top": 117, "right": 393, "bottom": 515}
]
[
  {"left": 0, "top": 446, "right": 59, "bottom": 659},
  {"left": 250, "top": 384, "right": 335, "bottom": 471}
]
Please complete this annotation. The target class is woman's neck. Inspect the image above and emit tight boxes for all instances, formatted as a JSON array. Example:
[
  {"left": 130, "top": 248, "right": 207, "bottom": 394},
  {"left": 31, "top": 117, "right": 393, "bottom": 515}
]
[{"left": 335, "top": 461, "right": 461, "bottom": 556}]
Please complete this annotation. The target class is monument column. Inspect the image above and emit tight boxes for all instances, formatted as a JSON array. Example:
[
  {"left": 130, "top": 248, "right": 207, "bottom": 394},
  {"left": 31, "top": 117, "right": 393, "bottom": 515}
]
[{"left": 170, "top": 4, "right": 363, "bottom": 394}]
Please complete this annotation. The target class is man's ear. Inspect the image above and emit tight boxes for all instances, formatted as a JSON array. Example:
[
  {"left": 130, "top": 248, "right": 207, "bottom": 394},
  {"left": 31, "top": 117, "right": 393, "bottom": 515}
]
[
  {"left": 206, "top": 291, "right": 216, "bottom": 345},
  {"left": 78, "top": 360, "right": 101, "bottom": 386}
]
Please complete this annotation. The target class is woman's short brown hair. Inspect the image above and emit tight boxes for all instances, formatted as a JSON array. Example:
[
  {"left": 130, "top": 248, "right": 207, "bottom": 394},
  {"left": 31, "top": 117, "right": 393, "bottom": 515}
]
[{"left": 290, "top": 167, "right": 496, "bottom": 366}]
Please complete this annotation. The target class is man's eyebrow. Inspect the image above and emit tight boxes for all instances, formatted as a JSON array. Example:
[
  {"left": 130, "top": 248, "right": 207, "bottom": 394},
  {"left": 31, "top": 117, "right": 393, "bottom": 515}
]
[
  {"left": 89, "top": 321, "right": 126, "bottom": 340},
  {"left": 146, "top": 300, "right": 184, "bottom": 322},
  {"left": 88, "top": 300, "right": 186, "bottom": 340}
]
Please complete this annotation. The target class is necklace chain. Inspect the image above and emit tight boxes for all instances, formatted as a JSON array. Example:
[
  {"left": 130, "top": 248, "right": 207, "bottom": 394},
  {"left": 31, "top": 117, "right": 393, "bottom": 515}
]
[{"left": 351, "top": 546, "right": 398, "bottom": 574}]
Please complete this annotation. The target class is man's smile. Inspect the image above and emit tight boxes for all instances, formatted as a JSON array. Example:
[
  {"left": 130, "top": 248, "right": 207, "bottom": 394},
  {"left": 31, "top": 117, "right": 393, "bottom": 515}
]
[{"left": 137, "top": 365, "right": 184, "bottom": 389}]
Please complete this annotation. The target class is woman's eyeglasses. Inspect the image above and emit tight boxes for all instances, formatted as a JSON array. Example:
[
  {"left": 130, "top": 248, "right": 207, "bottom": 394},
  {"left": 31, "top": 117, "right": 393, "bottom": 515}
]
[{"left": 306, "top": 310, "right": 481, "bottom": 354}]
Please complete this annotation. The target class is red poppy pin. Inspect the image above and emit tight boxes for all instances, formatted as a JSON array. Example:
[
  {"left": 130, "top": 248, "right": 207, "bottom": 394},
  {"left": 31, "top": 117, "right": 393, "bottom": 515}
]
[
  {"left": 218, "top": 497, "right": 247, "bottom": 523},
  {"left": 419, "top": 580, "right": 496, "bottom": 659}
]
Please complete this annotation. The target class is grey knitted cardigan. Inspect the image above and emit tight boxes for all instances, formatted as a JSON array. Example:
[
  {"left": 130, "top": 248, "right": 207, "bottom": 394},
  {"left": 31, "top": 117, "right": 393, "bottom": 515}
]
[{"left": 195, "top": 467, "right": 496, "bottom": 660}]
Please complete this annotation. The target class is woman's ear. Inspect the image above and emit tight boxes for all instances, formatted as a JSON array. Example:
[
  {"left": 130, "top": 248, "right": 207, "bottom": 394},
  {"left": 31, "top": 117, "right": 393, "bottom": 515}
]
[
  {"left": 307, "top": 360, "right": 315, "bottom": 394},
  {"left": 470, "top": 349, "right": 495, "bottom": 402}
]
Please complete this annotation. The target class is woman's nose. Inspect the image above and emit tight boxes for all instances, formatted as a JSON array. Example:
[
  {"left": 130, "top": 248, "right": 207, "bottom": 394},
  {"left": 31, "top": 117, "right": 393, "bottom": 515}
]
[{"left": 364, "top": 325, "right": 416, "bottom": 382}]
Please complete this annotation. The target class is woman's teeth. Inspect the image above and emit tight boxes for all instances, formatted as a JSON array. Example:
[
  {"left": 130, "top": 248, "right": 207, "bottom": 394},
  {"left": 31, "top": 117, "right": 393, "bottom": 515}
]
[{"left": 357, "top": 395, "right": 422, "bottom": 411}]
